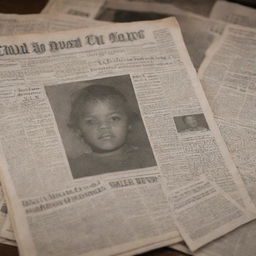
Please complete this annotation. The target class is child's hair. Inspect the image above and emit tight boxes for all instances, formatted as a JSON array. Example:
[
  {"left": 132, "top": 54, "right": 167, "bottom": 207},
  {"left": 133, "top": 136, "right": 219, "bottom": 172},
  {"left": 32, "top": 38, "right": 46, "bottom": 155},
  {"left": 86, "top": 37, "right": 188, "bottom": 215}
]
[
  {"left": 182, "top": 115, "right": 196, "bottom": 122},
  {"left": 69, "top": 84, "right": 138, "bottom": 131}
]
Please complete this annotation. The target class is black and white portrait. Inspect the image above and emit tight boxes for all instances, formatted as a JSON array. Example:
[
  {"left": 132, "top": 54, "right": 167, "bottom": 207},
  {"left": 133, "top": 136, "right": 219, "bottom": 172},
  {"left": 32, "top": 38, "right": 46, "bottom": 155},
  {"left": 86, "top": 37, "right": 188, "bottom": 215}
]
[
  {"left": 174, "top": 113, "right": 209, "bottom": 133},
  {"left": 45, "top": 75, "right": 157, "bottom": 179}
]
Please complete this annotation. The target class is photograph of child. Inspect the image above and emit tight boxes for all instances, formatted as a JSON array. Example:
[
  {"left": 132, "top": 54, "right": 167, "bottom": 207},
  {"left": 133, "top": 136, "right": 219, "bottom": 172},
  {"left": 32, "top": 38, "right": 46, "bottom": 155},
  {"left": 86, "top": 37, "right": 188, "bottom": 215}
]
[
  {"left": 174, "top": 113, "right": 209, "bottom": 133},
  {"left": 45, "top": 75, "right": 157, "bottom": 179}
]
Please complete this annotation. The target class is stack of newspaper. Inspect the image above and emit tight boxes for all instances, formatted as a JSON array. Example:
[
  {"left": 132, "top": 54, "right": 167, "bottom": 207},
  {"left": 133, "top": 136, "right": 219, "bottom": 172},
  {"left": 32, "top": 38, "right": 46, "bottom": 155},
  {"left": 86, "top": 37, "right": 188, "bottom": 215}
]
[{"left": 0, "top": 0, "right": 255, "bottom": 255}]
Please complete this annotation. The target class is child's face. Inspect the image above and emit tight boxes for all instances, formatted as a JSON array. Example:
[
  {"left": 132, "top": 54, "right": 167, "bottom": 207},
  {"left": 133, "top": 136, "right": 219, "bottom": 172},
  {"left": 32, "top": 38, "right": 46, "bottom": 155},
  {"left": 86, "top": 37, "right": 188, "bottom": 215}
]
[
  {"left": 184, "top": 116, "right": 198, "bottom": 128},
  {"left": 78, "top": 99, "right": 130, "bottom": 153}
]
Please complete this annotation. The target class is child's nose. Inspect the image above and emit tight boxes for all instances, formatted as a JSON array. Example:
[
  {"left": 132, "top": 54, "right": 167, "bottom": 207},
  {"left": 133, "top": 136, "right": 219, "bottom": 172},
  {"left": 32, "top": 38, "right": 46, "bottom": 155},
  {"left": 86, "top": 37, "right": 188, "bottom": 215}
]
[{"left": 98, "top": 120, "right": 110, "bottom": 129}]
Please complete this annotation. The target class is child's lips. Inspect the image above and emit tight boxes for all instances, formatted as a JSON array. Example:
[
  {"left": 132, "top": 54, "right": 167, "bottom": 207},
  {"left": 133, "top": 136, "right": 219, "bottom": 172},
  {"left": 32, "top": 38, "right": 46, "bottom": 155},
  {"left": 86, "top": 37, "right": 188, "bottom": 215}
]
[{"left": 98, "top": 134, "right": 114, "bottom": 140}]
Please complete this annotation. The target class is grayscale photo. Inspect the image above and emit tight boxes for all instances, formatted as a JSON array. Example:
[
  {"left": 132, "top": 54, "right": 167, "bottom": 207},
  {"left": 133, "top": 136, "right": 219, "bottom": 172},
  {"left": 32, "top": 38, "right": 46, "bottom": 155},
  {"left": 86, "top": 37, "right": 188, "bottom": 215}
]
[
  {"left": 45, "top": 75, "right": 157, "bottom": 178},
  {"left": 174, "top": 113, "right": 209, "bottom": 133},
  {"left": 0, "top": 203, "right": 7, "bottom": 214}
]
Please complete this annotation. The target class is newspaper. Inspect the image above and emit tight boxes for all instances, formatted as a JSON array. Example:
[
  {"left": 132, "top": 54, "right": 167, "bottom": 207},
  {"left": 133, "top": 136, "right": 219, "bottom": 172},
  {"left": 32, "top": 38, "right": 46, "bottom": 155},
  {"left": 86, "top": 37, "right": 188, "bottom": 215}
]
[
  {"left": 0, "top": 17, "right": 255, "bottom": 255},
  {"left": 42, "top": 0, "right": 106, "bottom": 19},
  {"left": 97, "top": 0, "right": 226, "bottom": 69},
  {"left": 198, "top": 24, "right": 256, "bottom": 256},
  {"left": 0, "top": 13, "right": 106, "bottom": 36},
  {"left": 0, "top": 18, "right": 182, "bottom": 256},
  {"left": 210, "top": 1, "right": 256, "bottom": 28},
  {"left": 123, "top": 0, "right": 216, "bottom": 16}
]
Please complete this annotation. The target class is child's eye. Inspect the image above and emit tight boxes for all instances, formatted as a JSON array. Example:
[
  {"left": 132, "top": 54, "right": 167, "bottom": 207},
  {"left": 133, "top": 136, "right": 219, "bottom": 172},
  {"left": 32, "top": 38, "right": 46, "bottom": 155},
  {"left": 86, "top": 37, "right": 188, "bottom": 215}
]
[
  {"left": 84, "top": 119, "right": 97, "bottom": 125},
  {"left": 110, "top": 116, "right": 121, "bottom": 121}
]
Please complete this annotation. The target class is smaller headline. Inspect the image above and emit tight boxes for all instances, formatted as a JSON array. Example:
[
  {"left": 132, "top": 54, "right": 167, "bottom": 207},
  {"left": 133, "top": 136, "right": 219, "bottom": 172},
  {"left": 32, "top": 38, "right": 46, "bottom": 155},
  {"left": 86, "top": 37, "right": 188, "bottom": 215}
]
[{"left": 22, "top": 175, "right": 159, "bottom": 214}]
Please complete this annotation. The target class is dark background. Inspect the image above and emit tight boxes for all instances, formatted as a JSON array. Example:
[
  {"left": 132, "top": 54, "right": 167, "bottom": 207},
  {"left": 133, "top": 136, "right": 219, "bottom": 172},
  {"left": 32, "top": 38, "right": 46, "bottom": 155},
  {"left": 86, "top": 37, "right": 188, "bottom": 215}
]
[
  {"left": 0, "top": 0, "right": 255, "bottom": 255},
  {"left": 0, "top": 0, "right": 255, "bottom": 14}
]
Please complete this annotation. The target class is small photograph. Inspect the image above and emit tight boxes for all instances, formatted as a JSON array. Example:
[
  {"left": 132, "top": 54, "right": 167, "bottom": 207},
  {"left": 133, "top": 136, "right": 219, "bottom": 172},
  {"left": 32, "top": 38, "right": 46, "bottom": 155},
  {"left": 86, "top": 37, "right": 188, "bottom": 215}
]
[
  {"left": 0, "top": 203, "right": 7, "bottom": 214},
  {"left": 45, "top": 75, "right": 157, "bottom": 179},
  {"left": 96, "top": 8, "right": 169, "bottom": 22},
  {"left": 174, "top": 113, "right": 209, "bottom": 133}
]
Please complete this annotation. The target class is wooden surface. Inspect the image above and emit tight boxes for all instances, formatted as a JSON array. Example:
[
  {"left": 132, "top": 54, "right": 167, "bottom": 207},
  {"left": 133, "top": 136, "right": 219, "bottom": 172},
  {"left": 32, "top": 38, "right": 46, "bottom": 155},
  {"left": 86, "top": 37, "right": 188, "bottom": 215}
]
[
  {"left": 0, "top": 0, "right": 254, "bottom": 255},
  {"left": 0, "top": 243, "right": 189, "bottom": 256},
  {"left": 0, "top": 0, "right": 48, "bottom": 14}
]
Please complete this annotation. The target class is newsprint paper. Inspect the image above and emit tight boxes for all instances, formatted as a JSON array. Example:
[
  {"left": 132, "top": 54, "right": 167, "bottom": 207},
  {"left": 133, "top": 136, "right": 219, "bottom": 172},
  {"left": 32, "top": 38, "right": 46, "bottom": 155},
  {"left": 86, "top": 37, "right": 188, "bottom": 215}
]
[
  {"left": 42, "top": 0, "right": 106, "bottom": 19},
  {"left": 0, "top": 13, "right": 106, "bottom": 37},
  {"left": 197, "top": 24, "right": 256, "bottom": 256},
  {"left": 210, "top": 0, "right": 256, "bottom": 28},
  {"left": 0, "top": 18, "right": 255, "bottom": 256}
]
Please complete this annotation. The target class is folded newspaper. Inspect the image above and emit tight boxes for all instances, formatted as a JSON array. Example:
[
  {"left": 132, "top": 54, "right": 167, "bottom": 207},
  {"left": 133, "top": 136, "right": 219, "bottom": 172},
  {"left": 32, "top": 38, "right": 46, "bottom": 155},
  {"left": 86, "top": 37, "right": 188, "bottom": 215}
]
[{"left": 0, "top": 16, "right": 255, "bottom": 256}]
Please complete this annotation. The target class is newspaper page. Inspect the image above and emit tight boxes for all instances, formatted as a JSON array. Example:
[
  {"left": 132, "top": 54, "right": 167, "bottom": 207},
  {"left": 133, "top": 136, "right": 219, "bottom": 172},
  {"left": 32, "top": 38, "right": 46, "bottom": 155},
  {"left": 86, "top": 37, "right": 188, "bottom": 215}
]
[
  {"left": 198, "top": 24, "right": 256, "bottom": 256},
  {"left": 0, "top": 18, "right": 188, "bottom": 256},
  {"left": 170, "top": 177, "right": 253, "bottom": 251},
  {"left": 97, "top": 0, "right": 226, "bottom": 69},
  {"left": 42, "top": 0, "right": 106, "bottom": 19},
  {"left": 0, "top": 17, "right": 255, "bottom": 256},
  {"left": 122, "top": 0, "right": 217, "bottom": 16},
  {"left": 210, "top": 0, "right": 256, "bottom": 28},
  {"left": 0, "top": 13, "right": 107, "bottom": 36}
]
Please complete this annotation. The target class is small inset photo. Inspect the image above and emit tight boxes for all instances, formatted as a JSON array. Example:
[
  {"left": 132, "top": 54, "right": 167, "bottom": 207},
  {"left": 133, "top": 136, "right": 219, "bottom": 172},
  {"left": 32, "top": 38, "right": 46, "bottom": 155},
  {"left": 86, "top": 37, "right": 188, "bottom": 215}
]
[
  {"left": 174, "top": 113, "right": 209, "bottom": 133},
  {"left": 45, "top": 75, "right": 157, "bottom": 179}
]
